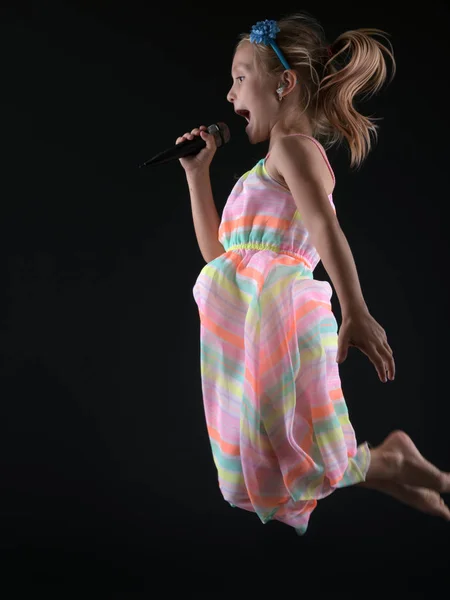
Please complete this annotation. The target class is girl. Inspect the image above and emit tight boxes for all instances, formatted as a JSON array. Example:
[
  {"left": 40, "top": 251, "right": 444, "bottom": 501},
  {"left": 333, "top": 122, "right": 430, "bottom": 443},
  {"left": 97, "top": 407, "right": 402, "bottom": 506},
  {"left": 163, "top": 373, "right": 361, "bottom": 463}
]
[{"left": 177, "top": 13, "right": 450, "bottom": 535}]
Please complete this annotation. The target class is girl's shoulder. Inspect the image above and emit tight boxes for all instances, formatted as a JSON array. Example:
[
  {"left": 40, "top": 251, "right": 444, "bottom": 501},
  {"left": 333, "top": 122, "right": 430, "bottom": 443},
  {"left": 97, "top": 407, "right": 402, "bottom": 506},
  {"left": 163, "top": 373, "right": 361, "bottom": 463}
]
[{"left": 268, "top": 134, "right": 335, "bottom": 197}]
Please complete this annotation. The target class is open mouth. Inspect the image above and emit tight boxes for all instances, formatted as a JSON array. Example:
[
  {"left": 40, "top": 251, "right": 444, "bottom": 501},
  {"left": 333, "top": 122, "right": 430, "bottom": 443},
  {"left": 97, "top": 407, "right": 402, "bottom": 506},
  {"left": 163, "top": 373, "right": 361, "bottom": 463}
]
[{"left": 236, "top": 109, "right": 251, "bottom": 123}]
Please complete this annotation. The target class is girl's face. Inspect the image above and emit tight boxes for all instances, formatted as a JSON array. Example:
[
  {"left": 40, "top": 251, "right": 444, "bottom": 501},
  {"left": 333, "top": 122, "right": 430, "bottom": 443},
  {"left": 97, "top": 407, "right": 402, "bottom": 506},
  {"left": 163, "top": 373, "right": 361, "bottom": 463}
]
[{"left": 227, "top": 42, "right": 279, "bottom": 144}]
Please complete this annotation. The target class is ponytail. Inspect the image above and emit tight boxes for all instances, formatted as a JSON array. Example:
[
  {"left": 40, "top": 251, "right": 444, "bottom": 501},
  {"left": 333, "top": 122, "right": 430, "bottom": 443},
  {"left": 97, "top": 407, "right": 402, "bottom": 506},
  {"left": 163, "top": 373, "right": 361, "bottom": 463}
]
[{"left": 317, "top": 28, "right": 396, "bottom": 168}]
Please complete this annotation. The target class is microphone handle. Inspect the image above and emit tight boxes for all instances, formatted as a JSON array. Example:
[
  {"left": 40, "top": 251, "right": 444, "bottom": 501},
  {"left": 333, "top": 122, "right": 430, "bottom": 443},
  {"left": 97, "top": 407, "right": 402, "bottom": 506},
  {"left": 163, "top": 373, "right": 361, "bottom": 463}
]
[
  {"left": 139, "top": 136, "right": 206, "bottom": 168},
  {"left": 138, "top": 122, "right": 229, "bottom": 169}
]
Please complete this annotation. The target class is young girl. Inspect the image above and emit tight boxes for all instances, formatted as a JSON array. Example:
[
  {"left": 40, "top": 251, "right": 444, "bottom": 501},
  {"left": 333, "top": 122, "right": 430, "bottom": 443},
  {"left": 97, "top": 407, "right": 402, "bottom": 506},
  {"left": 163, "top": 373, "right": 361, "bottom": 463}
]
[{"left": 177, "top": 13, "right": 450, "bottom": 535}]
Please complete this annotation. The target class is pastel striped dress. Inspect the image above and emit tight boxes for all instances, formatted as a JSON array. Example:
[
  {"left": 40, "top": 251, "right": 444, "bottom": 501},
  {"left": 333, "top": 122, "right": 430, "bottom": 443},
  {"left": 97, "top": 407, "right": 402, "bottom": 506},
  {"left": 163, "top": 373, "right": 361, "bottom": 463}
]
[{"left": 192, "top": 134, "right": 370, "bottom": 535}]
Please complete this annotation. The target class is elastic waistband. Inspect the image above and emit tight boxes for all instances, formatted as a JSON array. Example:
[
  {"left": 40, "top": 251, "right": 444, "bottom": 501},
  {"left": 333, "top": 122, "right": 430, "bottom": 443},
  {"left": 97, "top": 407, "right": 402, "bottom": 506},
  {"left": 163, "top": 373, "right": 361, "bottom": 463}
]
[{"left": 227, "top": 243, "right": 312, "bottom": 270}]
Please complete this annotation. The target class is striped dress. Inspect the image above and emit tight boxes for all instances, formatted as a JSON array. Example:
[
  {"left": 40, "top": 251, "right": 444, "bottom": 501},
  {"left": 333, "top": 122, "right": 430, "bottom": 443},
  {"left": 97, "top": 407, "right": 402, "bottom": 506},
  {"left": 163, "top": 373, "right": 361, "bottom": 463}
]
[{"left": 192, "top": 134, "right": 370, "bottom": 535}]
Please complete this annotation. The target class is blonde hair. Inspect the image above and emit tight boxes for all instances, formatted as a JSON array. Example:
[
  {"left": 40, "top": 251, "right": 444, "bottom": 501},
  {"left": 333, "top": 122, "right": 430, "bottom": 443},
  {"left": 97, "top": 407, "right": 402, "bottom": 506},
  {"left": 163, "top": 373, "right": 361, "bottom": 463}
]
[{"left": 236, "top": 12, "right": 396, "bottom": 169}]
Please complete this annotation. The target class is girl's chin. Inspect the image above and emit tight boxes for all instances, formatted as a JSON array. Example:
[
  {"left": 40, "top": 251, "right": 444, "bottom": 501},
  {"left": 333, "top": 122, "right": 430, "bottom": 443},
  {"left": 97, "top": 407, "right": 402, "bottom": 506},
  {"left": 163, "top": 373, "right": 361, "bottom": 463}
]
[
  {"left": 246, "top": 122, "right": 258, "bottom": 142},
  {"left": 245, "top": 121, "right": 254, "bottom": 136}
]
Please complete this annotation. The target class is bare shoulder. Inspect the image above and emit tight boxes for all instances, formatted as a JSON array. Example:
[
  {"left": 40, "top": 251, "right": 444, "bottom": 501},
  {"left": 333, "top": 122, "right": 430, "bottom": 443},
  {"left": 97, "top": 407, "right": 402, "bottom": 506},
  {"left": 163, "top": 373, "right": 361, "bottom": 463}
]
[{"left": 268, "top": 135, "right": 335, "bottom": 197}]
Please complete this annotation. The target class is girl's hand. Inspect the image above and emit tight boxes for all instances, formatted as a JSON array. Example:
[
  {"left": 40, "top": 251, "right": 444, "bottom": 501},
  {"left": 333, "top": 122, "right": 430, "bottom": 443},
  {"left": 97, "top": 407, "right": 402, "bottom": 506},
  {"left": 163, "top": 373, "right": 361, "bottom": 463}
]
[
  {"left": 336, "top": 310, "right": 395, "bottom": 382},
  {"left": 175, "top": 125, "right": 217, "bottom": 176}
]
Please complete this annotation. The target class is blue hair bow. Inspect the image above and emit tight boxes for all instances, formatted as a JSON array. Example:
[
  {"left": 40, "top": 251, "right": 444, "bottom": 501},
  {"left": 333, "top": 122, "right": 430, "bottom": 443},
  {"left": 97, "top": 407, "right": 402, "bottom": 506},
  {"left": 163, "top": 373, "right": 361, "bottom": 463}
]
[{"left": 250, "top": 19, "right": 292, "bottom": 72}]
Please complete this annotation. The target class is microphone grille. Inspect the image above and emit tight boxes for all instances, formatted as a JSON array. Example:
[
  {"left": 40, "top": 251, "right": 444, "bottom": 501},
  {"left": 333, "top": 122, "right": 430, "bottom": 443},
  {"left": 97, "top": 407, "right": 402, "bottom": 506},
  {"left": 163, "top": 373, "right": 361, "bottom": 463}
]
[{"left": 208, "top": 122, "right": 230, "bottom": 147}]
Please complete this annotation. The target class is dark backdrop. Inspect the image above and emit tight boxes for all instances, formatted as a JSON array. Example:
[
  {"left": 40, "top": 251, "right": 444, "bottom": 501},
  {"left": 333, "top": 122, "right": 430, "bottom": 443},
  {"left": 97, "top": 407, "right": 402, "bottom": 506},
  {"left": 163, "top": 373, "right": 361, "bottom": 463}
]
[{"left": 1, "top": 0, "right": 449, "bottom": 587}]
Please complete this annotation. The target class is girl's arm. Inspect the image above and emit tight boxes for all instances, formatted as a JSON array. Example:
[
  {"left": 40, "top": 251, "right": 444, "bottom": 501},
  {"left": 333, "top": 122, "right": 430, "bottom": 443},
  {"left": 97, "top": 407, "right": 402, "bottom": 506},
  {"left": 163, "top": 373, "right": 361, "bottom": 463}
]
[
  {"left": 186, "top": 170, "right": 225, "bottom": 264},
  {"left": 273, "top": 135, "right": 368, "bottom": 318}
]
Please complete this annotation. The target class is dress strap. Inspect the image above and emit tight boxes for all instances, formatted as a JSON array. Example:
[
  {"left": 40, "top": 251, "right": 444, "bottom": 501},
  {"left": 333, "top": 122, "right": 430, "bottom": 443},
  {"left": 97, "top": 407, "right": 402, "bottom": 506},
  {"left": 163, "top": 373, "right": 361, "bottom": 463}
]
[{"left": 266, "top": 133, "right": 336, "bottom": 184}]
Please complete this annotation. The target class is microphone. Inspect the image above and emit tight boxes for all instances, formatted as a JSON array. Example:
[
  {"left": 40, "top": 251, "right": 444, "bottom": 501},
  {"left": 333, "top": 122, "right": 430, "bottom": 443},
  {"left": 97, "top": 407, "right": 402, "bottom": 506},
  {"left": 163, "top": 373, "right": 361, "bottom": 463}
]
[{"left": 138, "top": 122, "right": 230, "bottom": 168}]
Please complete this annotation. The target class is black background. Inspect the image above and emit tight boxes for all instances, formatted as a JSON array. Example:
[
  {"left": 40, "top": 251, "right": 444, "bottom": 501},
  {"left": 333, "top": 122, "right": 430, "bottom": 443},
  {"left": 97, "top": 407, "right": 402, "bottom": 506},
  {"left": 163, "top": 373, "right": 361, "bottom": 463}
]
[{"left": 1, "top": 0, "right": 449, "bottom": 588}]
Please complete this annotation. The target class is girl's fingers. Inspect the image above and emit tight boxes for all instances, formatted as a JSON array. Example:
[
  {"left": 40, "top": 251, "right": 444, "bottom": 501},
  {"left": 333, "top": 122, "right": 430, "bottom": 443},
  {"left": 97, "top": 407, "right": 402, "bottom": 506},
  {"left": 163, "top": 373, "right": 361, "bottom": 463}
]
[
  {"left": 385, "top": 349, "right": 395, "bottom": 380},
  {"left": 176, "top": 126, "right": 208, "bottom": 144},
  {"left": 176, "top": 132, "right": 193, "bottom": 144},
  {"left": 378, "top": 347, "right": 395, "bottom": 381},
  {"left": 365, "top": 345, "right": 388, "bottom": 382},
  {"left": 381, "top": 340, "right": 395, "bottom": 379}
]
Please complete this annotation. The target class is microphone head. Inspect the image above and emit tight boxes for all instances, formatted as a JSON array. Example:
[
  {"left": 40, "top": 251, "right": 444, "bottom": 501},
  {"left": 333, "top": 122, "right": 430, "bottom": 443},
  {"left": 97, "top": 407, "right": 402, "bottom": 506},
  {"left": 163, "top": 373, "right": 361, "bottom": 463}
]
[{"left": 207, "top": 122, "right": 230, "bottom": 148}]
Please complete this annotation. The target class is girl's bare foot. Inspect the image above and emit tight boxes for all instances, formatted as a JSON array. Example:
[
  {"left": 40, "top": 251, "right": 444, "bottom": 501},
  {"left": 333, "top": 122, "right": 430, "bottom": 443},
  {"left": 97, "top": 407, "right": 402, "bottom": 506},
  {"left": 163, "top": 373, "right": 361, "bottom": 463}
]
[
  {"left": 366, "top": 430, "right": 450, "bottom": 493},
  {"left": 359, "top": 479, "right": 450, "bottom": 521}
]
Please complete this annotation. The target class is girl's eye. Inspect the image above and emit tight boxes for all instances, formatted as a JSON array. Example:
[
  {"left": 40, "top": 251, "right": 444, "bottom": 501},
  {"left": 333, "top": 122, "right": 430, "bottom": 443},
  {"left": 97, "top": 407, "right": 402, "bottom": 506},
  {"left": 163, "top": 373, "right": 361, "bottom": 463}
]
[{"left": 236, "top": 76, "right": 244, "bottom": 83}]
